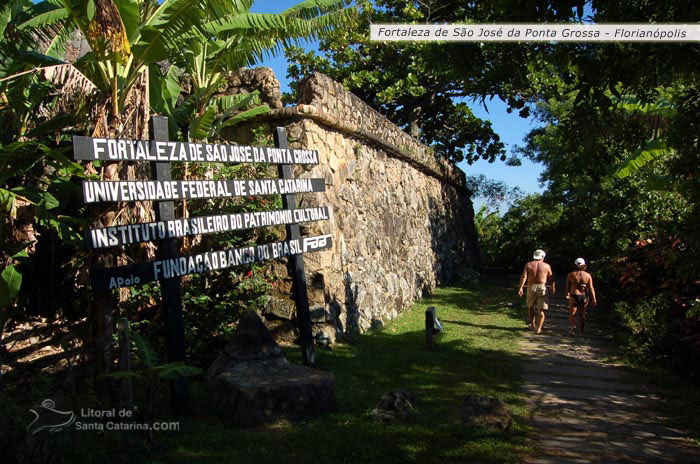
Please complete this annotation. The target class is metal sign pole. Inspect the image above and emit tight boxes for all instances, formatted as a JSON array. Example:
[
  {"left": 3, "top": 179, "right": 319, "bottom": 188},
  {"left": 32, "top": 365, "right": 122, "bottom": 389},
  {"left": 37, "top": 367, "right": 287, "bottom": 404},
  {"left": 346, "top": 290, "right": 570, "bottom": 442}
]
[
  {"left": 274, "top": 127, "right": 316, "bottom": 367},
  {"left": 149, "top": 116, "right": 189, "bottom": 413}
]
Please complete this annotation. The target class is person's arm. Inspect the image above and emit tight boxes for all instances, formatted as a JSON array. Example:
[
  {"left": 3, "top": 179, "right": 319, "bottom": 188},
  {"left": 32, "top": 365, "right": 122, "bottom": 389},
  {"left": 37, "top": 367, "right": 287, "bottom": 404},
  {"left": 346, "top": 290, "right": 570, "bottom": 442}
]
[
  {"left": 548, "top": 266, "right": 555, "bottom": 294},
  {"left": 589, "top": 275, "right": 597, "bottom": 307},
  {"left": 565, "top": 273, "right": 572, "bottom": 299},
  {"left": 518, "top": 265, "right": 528, "bottom": 297}
]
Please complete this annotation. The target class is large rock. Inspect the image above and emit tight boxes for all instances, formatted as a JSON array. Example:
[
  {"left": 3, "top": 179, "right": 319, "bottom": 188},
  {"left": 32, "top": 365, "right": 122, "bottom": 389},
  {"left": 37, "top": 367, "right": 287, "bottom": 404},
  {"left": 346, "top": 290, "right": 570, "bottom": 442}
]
[
  {"left": 460, "top": 395, "right": 512, "bottom": 431},
  {"left": 369, "top": 388, "right": 417, "bottom": 423},
  {"left": 206, "top": 311, "right": 335, "bottom": 426}
]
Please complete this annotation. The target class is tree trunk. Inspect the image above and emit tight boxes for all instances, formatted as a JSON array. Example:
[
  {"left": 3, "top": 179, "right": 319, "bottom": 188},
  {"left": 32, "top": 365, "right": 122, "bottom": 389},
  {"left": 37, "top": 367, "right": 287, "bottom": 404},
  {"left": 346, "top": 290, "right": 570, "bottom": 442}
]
[{"left": 88, "top": 69, "right": 154, "bottom": 402}]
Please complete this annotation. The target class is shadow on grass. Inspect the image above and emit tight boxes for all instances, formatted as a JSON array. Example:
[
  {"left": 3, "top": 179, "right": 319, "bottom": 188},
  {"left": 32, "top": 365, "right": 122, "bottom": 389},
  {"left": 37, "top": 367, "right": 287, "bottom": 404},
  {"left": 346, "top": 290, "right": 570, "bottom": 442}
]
[
  {"left": 4, "top": 281, "right": 531, "bottom": 464},
  {"left": 164, "top": 332, "right": 529, "bottom": 464},
  {"left": 160, "top": 283, "right": 531, "bottom": 464}
]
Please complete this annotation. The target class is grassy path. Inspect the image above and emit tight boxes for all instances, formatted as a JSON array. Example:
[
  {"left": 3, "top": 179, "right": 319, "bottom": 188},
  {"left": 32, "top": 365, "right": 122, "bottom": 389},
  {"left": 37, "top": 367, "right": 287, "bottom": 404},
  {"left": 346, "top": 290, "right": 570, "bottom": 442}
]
[
  {"left": 160, "top": 278, "right": 532, "bottom": 464},
  {"left": 521, "top": 287, "right": 700, "bottom": 463}
]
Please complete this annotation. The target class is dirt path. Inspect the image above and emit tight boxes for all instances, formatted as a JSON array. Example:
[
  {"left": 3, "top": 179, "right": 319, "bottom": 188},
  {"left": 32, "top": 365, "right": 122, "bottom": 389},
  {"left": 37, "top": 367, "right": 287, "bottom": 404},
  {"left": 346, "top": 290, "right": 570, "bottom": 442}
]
[{"left": 520, "top": 290, "right": 700, "bottom": 464}]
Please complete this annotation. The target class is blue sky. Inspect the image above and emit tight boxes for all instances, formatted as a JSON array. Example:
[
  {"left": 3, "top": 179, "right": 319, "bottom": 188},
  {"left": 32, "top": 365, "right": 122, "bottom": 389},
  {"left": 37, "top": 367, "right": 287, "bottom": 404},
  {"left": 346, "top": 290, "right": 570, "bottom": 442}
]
[{"left": 250, "top": 1, "right": 546, "bottom": 212}]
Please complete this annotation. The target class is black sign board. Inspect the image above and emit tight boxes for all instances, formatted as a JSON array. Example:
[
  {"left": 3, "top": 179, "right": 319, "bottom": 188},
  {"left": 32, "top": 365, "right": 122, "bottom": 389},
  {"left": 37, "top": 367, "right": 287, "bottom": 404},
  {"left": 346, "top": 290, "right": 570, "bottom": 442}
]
[
  {"left": 86, "top": 206, "right": 330, "bottom": 249},
  {"left": 82, "top": 178, "right": 325, "bottom": 203},
  {"left": 73, "top": 136, "right": 320, "bottom": 165},
  {"left": 73, "top": 117, "right": 329, "bottom": 400},
  {"left": 91, "top": 234, "right": 332, "bottom": 292}
]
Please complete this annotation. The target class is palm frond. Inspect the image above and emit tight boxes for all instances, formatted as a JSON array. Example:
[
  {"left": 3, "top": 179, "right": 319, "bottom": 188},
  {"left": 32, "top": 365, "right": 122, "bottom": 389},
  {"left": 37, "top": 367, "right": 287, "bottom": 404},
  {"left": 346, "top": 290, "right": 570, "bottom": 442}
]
[
  {"left": 614, "top": 139, "right": 671, "bottom": 179},
  {"left": 188, "top": 105, "right": 217, "bottom": 141},
  {"left": 42, "top": 25, "right": 74, "bottom": 59},
  {"left": 16, "top": 1, "right": 68, "bottom": 30},
  {"left": 218, "top": 104, "right": 269, "bottom": 129},
  {"left": 282, "top": 0, "right": 346, "bottom": 19},
  {"left": 0, "top": 3, "right": 13, "bottom": 37},
  {"left": 201, "top": 12, "right": 288, "bottom": 36},
  {"left": 612, "top": 94, "right": 675, "bottom": 119},
  {"left": 42, "top": 63, "right": 98, "bottom": 95},
  {"left": 212, "top": 92, "right": 260, "bottom": 113}
]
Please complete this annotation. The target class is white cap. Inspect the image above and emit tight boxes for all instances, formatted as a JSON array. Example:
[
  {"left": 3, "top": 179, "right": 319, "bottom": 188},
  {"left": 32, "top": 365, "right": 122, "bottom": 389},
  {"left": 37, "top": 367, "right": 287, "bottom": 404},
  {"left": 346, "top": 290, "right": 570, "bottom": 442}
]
[
  {"left": 533, "top": 249, "right": 546, "bottom": 260},
  {"left": 575, "top": 258, "right": 586, "bottom": 267}
]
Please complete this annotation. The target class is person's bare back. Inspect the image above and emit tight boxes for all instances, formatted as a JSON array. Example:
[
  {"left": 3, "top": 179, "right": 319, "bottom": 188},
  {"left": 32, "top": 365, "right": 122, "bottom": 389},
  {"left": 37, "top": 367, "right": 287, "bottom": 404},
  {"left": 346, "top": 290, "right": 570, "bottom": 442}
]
[{"left": 524, "top": 260, "right": 552, "bottom": 285}]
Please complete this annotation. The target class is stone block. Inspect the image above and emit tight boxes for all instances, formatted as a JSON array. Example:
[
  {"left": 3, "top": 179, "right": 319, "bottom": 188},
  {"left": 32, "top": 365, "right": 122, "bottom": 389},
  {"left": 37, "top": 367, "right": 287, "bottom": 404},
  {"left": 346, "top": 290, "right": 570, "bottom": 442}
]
[
  {"left": 460, "top": 395, "right": 512, "bottom": 431},
  {"left": 207, "top": 357, "right": 336, "bottom": 426},
  {"left": 264, "top": 296, "right": 296, "bottom": 321},
  {"left": 206, "top": 311, "right": 336, "bottom": 426}
]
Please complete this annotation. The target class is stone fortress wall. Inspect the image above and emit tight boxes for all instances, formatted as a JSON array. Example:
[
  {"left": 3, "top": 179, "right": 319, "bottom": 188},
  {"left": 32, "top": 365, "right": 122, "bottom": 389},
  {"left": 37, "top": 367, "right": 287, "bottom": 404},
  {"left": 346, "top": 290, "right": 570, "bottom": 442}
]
[{"left": 231, "top": 70, "right": 479, "bottom": 340}]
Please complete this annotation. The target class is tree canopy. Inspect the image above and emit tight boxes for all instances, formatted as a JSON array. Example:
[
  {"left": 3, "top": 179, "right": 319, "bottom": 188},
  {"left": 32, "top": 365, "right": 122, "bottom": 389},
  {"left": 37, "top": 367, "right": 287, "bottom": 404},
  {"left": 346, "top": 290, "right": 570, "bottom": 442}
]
[{"left": 285, "top": 0, "right": 700, "bottom": 165}]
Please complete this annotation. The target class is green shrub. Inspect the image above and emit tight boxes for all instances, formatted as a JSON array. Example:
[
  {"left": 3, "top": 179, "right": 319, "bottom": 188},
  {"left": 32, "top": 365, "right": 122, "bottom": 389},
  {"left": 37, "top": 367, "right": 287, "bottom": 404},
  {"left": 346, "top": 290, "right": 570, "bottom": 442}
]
[{"left": 615, "top": 293, "right": 700, "bottom": 381}]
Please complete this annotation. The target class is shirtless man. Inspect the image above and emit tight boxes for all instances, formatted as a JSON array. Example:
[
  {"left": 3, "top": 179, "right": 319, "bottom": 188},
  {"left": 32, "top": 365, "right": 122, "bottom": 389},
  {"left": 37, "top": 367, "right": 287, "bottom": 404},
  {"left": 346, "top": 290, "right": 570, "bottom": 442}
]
[
  {"left": 565, "top": 258, "right": 597, "bottom": 335},
  {"left": 518, "top": 249, "right": 555, "bottom": 334}
]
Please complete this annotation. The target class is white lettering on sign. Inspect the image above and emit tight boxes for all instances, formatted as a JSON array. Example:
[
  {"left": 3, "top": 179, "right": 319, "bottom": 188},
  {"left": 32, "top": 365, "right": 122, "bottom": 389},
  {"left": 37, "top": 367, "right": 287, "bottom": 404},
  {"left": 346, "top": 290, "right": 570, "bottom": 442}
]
[
  {"left": 302, "top": 234, "right": 331, "bottom": 252},
  {"left": 83, "top": 178, "right": 323, "bottom": 203},
  {"left": 74, "top": 136, "right": 322, "bottom": 165},
  {"left": 108, "top": 275, "right": 141, "bottom": 289},
  {"left": 93, "top": 235, "right": 333, "bottom": 291}
]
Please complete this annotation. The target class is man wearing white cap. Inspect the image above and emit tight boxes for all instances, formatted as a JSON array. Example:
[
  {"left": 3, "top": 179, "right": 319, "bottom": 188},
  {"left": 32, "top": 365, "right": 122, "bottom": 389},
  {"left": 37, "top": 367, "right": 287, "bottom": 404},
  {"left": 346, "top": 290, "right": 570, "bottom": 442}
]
[
  {"left": 518, "top": 249, "right": 555, "bottom": 333},
  {"left": 566, "top": 258, "right": 597, "bottom": 335}
]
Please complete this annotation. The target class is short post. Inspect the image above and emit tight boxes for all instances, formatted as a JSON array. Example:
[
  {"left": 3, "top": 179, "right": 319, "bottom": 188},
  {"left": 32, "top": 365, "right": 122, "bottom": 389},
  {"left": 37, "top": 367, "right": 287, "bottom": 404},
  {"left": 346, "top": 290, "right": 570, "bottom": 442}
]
[
  {"left": 425, "top": 306, "right": 442, "bottom": 350},
  {"left": 150, "top": 116, "right": 189, "bottom": 413},
  {"left": 274, "top": 127, "right": 315, "bottom": 367},
  {"left": 116, "top": 318, "right": 133, "bottom": 411}
]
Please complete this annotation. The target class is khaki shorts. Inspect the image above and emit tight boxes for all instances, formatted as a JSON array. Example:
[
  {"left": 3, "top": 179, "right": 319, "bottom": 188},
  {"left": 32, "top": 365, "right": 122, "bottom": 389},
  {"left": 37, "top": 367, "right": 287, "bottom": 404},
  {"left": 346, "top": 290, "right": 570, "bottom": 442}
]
[{"left": 527, "top": 284, "right": 549, "bottom": 313}]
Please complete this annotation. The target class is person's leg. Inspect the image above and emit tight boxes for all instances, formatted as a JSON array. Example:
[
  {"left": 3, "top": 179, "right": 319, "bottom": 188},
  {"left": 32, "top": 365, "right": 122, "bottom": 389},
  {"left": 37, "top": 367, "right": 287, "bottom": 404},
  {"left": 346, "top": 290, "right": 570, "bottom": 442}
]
[
  {"left": 578, "top": 301, "right": 588, "bottom": 334},
  {"left": 526, "top": 289, "right": 536, "bottom": 330},
  {"left": 568, "top": 298, "right": 578, "bottom": 335},
  {"left": 536, "top": 308, "right": 546, "bottom": 334}
]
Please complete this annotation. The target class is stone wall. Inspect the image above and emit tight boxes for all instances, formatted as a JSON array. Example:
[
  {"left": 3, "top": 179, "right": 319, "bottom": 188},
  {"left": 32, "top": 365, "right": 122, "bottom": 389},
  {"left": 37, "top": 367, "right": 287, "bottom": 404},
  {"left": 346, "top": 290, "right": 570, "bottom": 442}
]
[{"left": 233, "top": 70, "right": 479, "bottom": 339}]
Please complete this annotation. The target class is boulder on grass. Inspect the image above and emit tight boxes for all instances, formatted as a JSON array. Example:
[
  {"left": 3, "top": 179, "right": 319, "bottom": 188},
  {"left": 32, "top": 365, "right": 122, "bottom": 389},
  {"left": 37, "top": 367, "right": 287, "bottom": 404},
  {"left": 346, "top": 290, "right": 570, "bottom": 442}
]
[
  {"left": 206, "top": 311, "right": 335, "bottom": 426},
  {"left": 369, "top": 388, "right": 417, "bottom": 423},
  {"left": 460, "top": 395, "right": 512, "bottom": 431}
]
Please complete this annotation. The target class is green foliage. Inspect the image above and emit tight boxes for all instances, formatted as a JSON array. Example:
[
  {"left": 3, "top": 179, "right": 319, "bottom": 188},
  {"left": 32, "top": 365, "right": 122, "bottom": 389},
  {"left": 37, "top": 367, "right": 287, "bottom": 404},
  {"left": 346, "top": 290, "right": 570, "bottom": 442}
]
[
  {"left": 473, "top": 204, "right": 501, "bottom": 266},
  {"left": 615, "top": 292, "right": 700, "bottom": 382},
  {"left": 148, "top": 0, "right": 350, "bottom": 142},
  {"left": 285, "top": 0, "right": 513, "bottom": 164},
  {"left": 103, "top": 328, "right": 203, "bottom": 409},
  {"left": 0, "top": 246, "right": 28, "bottom": 311},
  {"left": 614, "top": 139, "right": 671, "bottom": 179},
  {"left": 466, "top": 174, "right": 522, "bottom": 210},
  {"left": 132, "top": 331, "right": 158, "bottom": 369},
  {"left": 612, "top": 90, "right": 675, "bottom": 180},
  {"left": 490, "top": 193, "right": 564, "bottom": 271}
]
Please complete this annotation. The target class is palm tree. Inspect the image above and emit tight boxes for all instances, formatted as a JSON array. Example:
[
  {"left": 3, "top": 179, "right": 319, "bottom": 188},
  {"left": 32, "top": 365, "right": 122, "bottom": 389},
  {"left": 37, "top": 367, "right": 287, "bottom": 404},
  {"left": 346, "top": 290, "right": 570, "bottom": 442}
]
[
  {"left": 2, "top": 0, "right": 350, "bottom": 397},
  {"left": 8, "top": 0, "right": 350, "bottom": 138}
]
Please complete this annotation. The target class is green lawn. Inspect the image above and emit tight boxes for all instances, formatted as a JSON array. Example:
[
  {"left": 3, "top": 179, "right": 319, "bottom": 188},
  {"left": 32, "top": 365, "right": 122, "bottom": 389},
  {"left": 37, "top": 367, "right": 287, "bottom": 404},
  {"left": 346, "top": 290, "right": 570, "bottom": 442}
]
[{"left": 156, "top": 278, "right": 532, "bottom": 464}]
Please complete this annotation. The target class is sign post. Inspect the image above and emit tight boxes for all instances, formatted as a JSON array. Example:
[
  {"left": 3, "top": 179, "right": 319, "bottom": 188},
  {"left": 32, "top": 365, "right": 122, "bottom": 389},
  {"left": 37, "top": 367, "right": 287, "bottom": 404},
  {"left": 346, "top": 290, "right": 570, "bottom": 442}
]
[
  {"left": 149, "top": 116, "right": 189, "bottom": 413},
  {"left": 275, "top": 127, "right": 315, "bottom": 367},
  {"left": 73, "top": 118, "right": 331, "bottom": 409}
]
